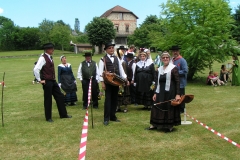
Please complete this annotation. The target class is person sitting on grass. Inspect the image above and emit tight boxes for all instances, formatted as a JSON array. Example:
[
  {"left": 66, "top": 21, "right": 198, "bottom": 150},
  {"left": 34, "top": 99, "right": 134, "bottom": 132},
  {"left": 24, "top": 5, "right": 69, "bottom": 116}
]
[
  {"left": 213, "top": 72, "right": 225, "bottom": 86},
  {"left": 220, "top": 64, "right": 230, "bottom": 83},
  {"left": 206, "top": 71, "right": 217, "bottom": 86}
]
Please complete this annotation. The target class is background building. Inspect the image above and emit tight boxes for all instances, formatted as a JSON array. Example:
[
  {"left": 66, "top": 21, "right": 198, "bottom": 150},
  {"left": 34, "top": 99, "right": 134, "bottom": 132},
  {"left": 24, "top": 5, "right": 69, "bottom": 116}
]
[{"left": 100, "top": 5, "right": 138, "bottom": 49}]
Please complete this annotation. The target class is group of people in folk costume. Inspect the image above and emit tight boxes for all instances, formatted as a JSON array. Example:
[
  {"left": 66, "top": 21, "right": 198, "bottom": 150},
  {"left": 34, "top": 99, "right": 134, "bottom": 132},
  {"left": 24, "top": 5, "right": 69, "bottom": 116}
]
[{"left": 33, "top": 42, "right": 189, "bottom": 132}]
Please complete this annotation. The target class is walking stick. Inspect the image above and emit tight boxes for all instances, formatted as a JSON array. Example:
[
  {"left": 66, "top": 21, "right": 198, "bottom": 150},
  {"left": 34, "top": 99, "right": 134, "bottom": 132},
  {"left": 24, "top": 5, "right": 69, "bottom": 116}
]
[{"left": 1, "top": 72, "right": 5, "bottom": 127}]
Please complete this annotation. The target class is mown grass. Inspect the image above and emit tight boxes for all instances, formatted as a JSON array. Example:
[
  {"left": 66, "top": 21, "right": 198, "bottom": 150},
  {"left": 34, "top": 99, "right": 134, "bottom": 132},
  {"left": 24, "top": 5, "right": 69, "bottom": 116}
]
[{"left": 0, "top": 51, "right": 240, "bottom": 160}]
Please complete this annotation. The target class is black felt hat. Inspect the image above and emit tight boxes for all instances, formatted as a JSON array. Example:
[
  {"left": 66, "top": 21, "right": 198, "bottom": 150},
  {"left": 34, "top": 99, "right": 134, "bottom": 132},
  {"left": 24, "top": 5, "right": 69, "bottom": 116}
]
[
  {"left": 118, "top": 45, "right": 126, "bottom": 49},
  {"left": 82, "top": 52, "right": 92, "bottom": 57},
  {"left": 169, "top": 45, "right": 181, "bottom": 50},
  {"left": 126, "top": 53, "right": 134, "bottom": 59},
  {"left": 43, "top": 43, "right": 54, "bottom": 49},
  {"left": 104, "top": 42, "right": 115, "bottom": 50}
]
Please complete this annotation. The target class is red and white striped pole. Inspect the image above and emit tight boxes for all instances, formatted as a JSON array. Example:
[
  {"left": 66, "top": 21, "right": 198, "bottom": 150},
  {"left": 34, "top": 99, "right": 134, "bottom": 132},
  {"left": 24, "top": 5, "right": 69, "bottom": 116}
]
[{"left": 78, "top": 78, "right": 92, "bottom": 160}]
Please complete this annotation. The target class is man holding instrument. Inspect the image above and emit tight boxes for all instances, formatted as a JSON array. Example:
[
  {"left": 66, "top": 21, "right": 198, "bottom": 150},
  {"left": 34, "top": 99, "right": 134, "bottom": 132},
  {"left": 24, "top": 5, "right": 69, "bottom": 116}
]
[
  {"left": 99, "top": 42, "right": 127, "bottom": 126},
  {"left": 77, "top": 52, "right": 99, "bottom": 109}
]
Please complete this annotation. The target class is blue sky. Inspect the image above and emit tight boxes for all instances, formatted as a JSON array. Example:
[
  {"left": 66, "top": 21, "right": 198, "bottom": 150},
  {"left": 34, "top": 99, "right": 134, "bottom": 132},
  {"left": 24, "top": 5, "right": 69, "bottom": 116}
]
[{"left": 0, "top": 0, "right": 239, "bottom": 32}]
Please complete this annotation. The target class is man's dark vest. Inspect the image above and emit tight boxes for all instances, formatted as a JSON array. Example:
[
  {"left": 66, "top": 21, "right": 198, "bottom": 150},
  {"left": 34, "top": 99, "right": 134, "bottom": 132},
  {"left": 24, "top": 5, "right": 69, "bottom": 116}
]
[
  {"left": 81, "top": 61, "right": 97, "bottom": 79},
  {"left": 127, "top": 60, "right": 134, "bottom": 81},
  {"left": 103, "top": 55, "right": 120, "bottom": 76},
  {"left": 40, "top": 54, "right": 55, "bottom": 80}
]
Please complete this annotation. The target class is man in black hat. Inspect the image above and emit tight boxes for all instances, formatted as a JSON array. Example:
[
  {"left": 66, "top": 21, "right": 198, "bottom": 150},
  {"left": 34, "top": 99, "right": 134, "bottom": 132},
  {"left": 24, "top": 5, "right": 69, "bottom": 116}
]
[
  {"left": 99, "top": 42, "right": 127, "bottom": 125},
  {"left": 170, "top": 45, "right": 188, "bottom": 113},
  {"left": 33, "top": 43, "right": 72, "bottom": 122},
  {"left": 77, "top": 52, "right": 99, "bottom": 109}
]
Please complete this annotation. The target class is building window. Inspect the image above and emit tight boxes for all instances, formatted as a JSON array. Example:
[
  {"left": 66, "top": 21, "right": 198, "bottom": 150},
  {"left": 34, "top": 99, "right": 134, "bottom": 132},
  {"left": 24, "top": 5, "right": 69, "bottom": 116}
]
[
  {"left": 119, "top": 13, "right": 123, "bottom": 20},
  {"left": 115, "top": 25, "right": 119, "bottom": 32},
  {"left": 125, "top": 24, "right": 129, "bottom": 32}
]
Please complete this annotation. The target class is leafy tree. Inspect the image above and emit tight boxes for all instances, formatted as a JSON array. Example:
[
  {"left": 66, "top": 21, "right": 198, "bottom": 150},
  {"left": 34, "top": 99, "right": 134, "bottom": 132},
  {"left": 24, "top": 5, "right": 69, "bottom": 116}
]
[
  {"left": 76, "top": 33, "right": 89, "bottom": 43},
  {"left": 128, "top": 15, "right": 162, "bottom": 48},
  {"left": 0, "top": 16, "right": 16, "bottom": 50},
  {"left": 12, "top": 27, "right": 40, "bottom": 50},
  {"left": 50, "top": 23, "right": 71, "bottom": 51},
  {"left": 141, "top": 15, "right": 159, "bottom": 26},
  {"left": 38, "top": 19, "right": 54, "bottom": 44},
  {"left": 153, "top": 0, "right": 240, "bottom": 80},
  {"left": 85, "top": 17, "right": 115, "bottom": 53},
  {"left": 232, "top": 5, "right": 240, "bottom": 42}
]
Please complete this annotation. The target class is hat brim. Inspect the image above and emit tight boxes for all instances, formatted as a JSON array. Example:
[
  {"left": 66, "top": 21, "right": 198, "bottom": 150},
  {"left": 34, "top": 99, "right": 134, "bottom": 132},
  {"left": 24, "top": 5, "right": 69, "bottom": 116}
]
[{"left": 104, "top": 44, "right": 115, "bottom": 50}]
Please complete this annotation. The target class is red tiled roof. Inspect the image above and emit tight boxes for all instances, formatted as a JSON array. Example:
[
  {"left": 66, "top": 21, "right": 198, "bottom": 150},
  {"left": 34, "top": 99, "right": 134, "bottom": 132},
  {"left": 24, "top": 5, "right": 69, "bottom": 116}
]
[{"left": 100, "top": 5, "right": 138, "bottom": 19}]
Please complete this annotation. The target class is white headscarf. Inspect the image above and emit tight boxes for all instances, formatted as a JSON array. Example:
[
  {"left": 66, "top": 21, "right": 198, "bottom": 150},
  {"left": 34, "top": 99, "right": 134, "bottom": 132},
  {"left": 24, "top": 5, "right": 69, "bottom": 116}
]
[{"left": 155, "top": 63, "right": 175, "bottom": 93}]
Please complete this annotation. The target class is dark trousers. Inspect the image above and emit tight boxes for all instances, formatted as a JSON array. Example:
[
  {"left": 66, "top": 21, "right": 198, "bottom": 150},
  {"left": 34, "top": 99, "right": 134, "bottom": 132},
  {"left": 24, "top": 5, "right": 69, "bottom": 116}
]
[
  {"left": 42, "top": 80, "right": 68, "bottom": 120},
  {"left": 104, "top": 84, "right": 119, "bottom": 121},
  {"left": 82, "top": 79, "right": 99, "bottom": 108},
  {"left": 129, "top": 83, "right": 136, "bottom": 104},
  {"left": 180, "top": 88, "right": 185, "bottom": 112}
]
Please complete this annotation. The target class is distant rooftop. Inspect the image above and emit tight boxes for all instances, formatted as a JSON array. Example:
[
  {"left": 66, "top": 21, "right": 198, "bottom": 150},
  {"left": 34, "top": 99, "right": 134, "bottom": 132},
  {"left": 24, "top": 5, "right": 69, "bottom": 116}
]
[{"left": 100, "top": 5, "right": 138, "bottom": 19}]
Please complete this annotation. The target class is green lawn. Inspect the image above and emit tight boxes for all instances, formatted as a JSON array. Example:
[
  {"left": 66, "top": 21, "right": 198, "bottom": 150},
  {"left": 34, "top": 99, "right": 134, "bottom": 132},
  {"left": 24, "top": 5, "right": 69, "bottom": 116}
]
[{"left": 0, "top": 51, "right": 240, "bottom": 160}]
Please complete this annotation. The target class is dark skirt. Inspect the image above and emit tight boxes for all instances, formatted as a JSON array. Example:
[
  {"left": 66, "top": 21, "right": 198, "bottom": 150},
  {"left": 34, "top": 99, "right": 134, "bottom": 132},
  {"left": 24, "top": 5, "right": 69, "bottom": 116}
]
[
  {"left": 117, "top": 86, "right": 131, "bottom": 106},
  {"left": 150, "top": 104, "right": 181, "bottom": 129},
  {"left": 150, "top": 91, "right": 181, "bottom": 129},
  {"left": 64, "top": 92, "right": 78, "bottom": 103},
  {"left": 135, "top": 90, "right": 154, "bottom": 106}
]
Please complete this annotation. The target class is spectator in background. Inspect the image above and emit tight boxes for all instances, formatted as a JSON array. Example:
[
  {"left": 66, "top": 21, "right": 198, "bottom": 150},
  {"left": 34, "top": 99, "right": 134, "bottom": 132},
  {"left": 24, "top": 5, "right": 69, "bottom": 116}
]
[
  {"left": 32, "top": 61, "right": 39, "bottom": 84},
  {"left": 134, "top": 52, "right": 155, "bottom": 110},
  {"left": 77, "top": 52, "right": 99, "bottom": 109},
  {"left": 231, "top": 55, "right": 240, "bottom": 86},
  {"left": 154, "top": 50, "right": 163, "bottom": 69},
  {"left": 58, "top": 55, "right": 78, "bottom": 106},
  {"left": 220, "top": 64, "right": 230, "bottom": 83},
  {"left": 170, "top": 45, "right": 188, "bottom": 113}
]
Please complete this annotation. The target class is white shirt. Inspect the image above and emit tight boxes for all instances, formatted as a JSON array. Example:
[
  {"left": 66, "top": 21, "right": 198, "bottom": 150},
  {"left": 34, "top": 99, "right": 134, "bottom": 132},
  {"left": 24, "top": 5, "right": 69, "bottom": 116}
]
[
  {"left": 33, "top": 53, "right": 52, "bottom": 81},
  {"left": 99, "top": 54, "right": 127, "bottom": 82},
  {"left": 77, "top": 61, "right": 99, "bottom": 81},
  {"left": 128, "top": 60, "right": 136, "bottom": 81}
]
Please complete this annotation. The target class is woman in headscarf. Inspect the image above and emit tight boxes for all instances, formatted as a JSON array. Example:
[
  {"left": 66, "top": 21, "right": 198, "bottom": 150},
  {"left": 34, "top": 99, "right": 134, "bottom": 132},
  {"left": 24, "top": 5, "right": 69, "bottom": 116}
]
[
  {"left": 58, "top": 55, "right": 78, "bottom": 106},
  {"left": 145, "top": 51, "right": 181, "bottom": 132},
  {"left": 134, "top": 51, "right": 155, "bottom": 110}
]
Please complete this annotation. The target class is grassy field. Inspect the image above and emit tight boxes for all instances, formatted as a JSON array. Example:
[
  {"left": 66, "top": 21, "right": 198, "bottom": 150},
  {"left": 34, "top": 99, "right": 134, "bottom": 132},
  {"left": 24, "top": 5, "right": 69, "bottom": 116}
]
[{"left": 0, "top": 50, "right": 240, "bottom": 160}]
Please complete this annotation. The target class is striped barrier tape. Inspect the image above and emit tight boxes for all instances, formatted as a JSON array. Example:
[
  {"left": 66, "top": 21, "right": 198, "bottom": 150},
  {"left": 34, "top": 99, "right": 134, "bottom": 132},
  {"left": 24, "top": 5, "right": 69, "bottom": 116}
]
[
  {"left": 78, "top": 78, "right": 92, "bottom": 160},
  {"left": 187, "top": 113, "right": 240, "bottom": 148}
]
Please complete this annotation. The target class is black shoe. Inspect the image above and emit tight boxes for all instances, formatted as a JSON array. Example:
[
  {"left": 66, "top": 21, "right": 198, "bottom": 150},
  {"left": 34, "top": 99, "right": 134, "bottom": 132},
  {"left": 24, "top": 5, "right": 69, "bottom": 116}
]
[
  {"left": 60, "top": 115, "right": 72, "bottom": 119},
  {"left": 93, "top": 106, "right": 99, "bottom": 109},
  {"left": 145, "top": 127, "right": 157, "bottom": 130},
  {"left": 165, "top": 128, "right": 173, "bottom": 133},
  {"left": 116, "top": 108, "right": 122, "bottom": 112},
  {"left": 103, "top": 121, "right": 109, "bottom": 126},
  {"left": 47, "top": 119, "right": 54, "bottom": 122},
  {"left": 110, "top": 119, "right": 121, "bottom": 122},
  {"left": 70, "top": 103, "right": 76, "bottom": 106}
]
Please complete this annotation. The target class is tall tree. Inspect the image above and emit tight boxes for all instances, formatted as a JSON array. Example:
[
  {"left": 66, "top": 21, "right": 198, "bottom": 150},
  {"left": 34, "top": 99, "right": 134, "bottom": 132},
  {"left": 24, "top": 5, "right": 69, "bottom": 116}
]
[
  {"left": 85, "top": 17, "right": 115, "bottom": 53},
  {"left": 50, "top": 23, "right": 71, "bottom": 51},
  {"left": 128, "top": 15, "right": 162, "bottom": 48},
  {"left": 38, "top": 19, "right": 54, "bottom": 44},
  {"left": 0, "top": 16, "right": 16, "bottom": 50},
  {"left": 153, "top": 0, "right": 240, "bottom": 80},
  {"left": 12, "top": 27, "right": 40, "bottom": 50},
  {"left": 232, "top": 5, "right": 240, "bottom": 42}
]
